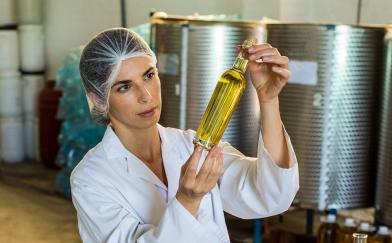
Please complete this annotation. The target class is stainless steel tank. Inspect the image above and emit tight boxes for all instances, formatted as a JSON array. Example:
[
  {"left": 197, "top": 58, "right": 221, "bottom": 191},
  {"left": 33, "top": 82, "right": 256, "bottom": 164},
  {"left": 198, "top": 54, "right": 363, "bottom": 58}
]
[
  {"left": 151, "top": 15, "right": 265, "bottom": 156},
  {"left": 266, "top": 23, "right": 385, "bottom": 209},
  {"left": 375, "top": 27, "right": 392, "bottom": 227}
]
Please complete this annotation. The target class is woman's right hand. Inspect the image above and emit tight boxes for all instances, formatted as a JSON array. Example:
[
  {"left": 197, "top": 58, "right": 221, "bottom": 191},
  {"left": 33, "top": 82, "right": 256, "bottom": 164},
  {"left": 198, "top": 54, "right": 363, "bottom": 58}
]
[{"left": 176, "top": 145, "right": 224, "bottom": 216}]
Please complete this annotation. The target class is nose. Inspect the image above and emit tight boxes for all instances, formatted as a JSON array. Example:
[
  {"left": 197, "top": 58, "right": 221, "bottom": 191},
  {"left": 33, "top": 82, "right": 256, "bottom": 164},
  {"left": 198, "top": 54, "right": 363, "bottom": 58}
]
[{"left": 138, "top": 85, "right": 152, "bottom": 104}]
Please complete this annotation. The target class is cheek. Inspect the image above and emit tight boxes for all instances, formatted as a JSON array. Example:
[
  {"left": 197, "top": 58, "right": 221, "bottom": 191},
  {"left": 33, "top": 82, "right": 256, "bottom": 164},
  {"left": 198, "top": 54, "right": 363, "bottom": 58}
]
[{"left": 109, "top": 92, "right": 136, "bottom": 114}]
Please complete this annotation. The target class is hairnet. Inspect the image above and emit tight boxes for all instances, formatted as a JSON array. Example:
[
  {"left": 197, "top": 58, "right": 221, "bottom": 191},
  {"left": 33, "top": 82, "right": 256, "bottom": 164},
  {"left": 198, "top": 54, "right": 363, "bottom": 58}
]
[{"left": 79, "top": 27, "right": 157, "bottom": 124}]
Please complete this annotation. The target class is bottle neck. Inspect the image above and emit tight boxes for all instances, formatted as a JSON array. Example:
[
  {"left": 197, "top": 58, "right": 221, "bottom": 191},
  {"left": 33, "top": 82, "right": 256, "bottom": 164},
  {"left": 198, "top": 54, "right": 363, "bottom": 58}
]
[{"left": 232, "top": 56, "right": 248, "bottom": 73}]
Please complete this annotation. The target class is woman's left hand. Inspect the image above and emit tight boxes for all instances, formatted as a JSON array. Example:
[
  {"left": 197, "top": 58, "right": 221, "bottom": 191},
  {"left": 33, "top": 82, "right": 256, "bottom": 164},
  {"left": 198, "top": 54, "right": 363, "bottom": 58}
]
[{"left": 245, "top": 44, "right": 291, "bottom": 103}]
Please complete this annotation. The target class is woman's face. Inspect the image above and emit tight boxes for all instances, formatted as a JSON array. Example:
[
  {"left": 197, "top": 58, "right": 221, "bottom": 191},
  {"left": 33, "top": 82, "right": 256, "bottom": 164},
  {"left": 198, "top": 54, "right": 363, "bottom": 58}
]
[{"left": 108, "top": 56, "right": 162, "bottom": 130}]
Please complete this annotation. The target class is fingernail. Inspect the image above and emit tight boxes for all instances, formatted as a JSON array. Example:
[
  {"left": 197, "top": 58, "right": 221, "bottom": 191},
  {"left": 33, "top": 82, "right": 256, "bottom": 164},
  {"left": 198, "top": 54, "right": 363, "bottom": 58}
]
[
  {"left": 248, "top": 47, "right": 254, "bottom": 52},
  {"left": 197, "top": 146, "right": 203, "bottom": 152},
  {"left": 273, "top": 66, "right": 282, "bottom": 73}
]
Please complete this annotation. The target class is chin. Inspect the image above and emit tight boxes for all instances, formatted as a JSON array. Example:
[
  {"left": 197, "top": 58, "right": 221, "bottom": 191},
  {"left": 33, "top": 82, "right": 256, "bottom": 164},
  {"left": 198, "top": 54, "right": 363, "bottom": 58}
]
[{"left": 133, "top": 114, "right": 161, "bottom": 130}]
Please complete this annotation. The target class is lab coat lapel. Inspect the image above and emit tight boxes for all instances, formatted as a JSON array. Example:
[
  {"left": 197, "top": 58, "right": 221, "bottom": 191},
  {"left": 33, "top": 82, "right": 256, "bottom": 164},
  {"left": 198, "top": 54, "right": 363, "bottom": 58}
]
[
  {"left": 102, "top": 125, "right": 167, "bottom": 190},
  {"left": 126, "top": 153, "right": 168, "bottom": 190},
  {"left": 157, "top": 124, "right": 182, "bottom": 201}
]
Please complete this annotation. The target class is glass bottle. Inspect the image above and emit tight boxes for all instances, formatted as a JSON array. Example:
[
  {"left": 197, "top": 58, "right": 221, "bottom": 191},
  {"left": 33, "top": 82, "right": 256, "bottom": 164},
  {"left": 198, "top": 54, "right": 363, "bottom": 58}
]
[
  {"left": 193, "top": 38, "right": 255, "bottom": 150},
  {"left": 358, "top": 222, "right": 376, "bottom": 238},
  {"left": 318, "top": 214, "right": 340, "bottom": 243},
  {"left": 336, "top": 218, "right": 357, "bottom": 243},
  {"left": 371, "top": 226, "right": 392, "bottom": 243}
]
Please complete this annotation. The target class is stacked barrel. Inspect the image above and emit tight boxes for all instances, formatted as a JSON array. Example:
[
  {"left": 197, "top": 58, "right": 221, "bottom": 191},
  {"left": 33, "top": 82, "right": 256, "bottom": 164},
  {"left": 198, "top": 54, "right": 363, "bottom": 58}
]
[{"left": 0, "top": 0, "right": 45, "bottom": 163}]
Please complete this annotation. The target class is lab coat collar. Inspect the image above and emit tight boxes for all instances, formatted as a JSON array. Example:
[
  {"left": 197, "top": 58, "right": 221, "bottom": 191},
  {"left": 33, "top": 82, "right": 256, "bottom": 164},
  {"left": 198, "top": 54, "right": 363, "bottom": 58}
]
[{"left": 101, "top": 124, "right": 178, "bottom": 194}]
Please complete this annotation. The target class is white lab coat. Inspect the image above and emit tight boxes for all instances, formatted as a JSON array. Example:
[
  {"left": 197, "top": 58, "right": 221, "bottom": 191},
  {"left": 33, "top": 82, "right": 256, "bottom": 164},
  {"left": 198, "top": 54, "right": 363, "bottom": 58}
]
[{"left": 70, "top": 124, "right": 299, "bottom": 243}]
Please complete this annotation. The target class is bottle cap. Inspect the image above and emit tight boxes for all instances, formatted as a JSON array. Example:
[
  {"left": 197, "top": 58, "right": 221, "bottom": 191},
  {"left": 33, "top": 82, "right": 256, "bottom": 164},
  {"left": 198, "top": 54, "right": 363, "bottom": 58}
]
[
  {"left": 240, "top": 38, "right": 256, "bottom": 59},
  {"left": 322, "top": 214, "right": 336, "bottom": 223},
  {"left": 377, "top": 226, "right": 390, "bottom": 235},
  {"left": 359, "top": 222, "right": 375, "bottom": 232},
  {"left": 344, "top": 218, "right": 356, "bottom": 227}
]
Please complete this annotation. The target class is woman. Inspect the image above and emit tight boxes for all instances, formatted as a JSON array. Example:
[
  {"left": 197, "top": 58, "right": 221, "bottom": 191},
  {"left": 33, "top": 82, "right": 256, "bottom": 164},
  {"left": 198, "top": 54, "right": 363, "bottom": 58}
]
[{"left": 71, "top": 28, "right": 299, "bottom": 243}]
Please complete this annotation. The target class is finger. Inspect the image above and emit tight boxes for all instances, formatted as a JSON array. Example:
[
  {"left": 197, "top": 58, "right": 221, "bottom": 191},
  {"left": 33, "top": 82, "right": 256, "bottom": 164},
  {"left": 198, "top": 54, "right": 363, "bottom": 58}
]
[
  {"left": 195, "top": 146, "right": 218, "bottom": 181},
  {"left": 215, "top": 152, "right": 224, "bottom": 178},
  {"left": 183, "top": 146, "right": 203, "bottom": 178},
  {"left": 181, "top": 146, "right": 204, "bottom": 190},
  {"left": 257, "top": 55, "right": 289, "bottom": 67},
  {"left": 248, "top": 43, "right": 272, "bottom": 53},
  {"left": 236, "top": 44, "right": 242, "bottom": 53},
  {"left": 271, "top": 66, "right": 291, "bottom": 81},
  {"left": 181, "top": 145, "right": 200, "bottom": 174},
  {"left": 206, "top": 149, "right": 224, "bottom": 184},
  {"left": 196, "top": 146, "right": 217, "bottom": 177},
  {"left": 195, "top": 156, "right": 215, "bottom": 186},
  {"left": 248, "top": 47, "right": 281, "bottom": 61}
]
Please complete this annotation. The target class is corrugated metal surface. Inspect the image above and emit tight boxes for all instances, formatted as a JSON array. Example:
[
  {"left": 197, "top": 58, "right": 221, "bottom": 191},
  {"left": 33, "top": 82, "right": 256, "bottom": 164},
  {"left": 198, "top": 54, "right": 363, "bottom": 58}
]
[
  {"left": 375, "top": 27, "right": 392, "bottom": 227},
  {"left": 267, "top": 24, "right": 384, "bottom": 209},
  {"left": 153, "top": 23, "right": 183, "bottom": 128},
  {"left": 152, "top": 17, "right": 264, "bottom": 156}
]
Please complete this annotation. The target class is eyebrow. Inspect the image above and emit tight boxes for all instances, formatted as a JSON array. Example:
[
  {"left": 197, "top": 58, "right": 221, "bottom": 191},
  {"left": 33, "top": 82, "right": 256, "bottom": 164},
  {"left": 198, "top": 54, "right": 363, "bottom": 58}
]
[{"left": 111, "top": 67, "right": 155, "bottom": 88}]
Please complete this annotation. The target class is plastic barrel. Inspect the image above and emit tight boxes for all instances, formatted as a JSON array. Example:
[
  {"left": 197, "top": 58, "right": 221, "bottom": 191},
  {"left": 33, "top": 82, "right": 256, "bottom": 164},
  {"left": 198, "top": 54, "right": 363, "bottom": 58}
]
[
  {"left": 24, "top": 115, "right": 39, "bottom": 160},
  {"left": 19, "top": 25, "right": 45, "bottom": 72},
  {"left": 0, "top": 71, "right": 23, "bottom": 117},
  {"left": 17, "top": 0, "right": 43, "bottom": 25},
  {"left": 22, "top": 74, "right": 45, "bottom": 115},
  {"left": 0, "top": 117, "right": 24, "bottom": 163},
  {"left": 0, "top": 30, "right": 19, "bottom": 71},
  {"left": 0, "top": 0, "right": 16, "bottom": 27}
]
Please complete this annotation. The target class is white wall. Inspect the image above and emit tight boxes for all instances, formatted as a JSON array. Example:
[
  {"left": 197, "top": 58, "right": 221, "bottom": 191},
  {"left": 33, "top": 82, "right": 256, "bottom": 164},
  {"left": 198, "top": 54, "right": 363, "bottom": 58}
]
[
  {"left": 44, "top": 0, "right": 121, "bottom": 79},
  {"left": 125, "top": 0, "right": 242, "bottom": 26},
  {"left": 242, "top": 0, "right": 280, "bottom": 20},
  {"left": 44, "top": 0, "right": 392, "bottom": 79},
  {"left": 279, "top": 0, "right": 359, "bottom": 24},
  {"left": 360, "top": 0, "right": 392, "bottom": 24}
]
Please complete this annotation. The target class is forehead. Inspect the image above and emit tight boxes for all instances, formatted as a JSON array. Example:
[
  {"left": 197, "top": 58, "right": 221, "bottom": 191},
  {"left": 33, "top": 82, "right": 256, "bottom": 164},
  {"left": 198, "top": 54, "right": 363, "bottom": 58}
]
[{"left": 115, "top": 56, "right": 155, "bottom": 81}]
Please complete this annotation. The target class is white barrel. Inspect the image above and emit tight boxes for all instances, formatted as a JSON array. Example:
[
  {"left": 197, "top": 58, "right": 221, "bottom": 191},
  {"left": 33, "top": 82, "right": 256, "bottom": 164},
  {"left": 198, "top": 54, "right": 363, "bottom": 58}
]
[
  {"left": 19, "top": 25, "right": 45, "bottom": 72},
  {"left": 22, "top": 74, "right": 45, "bottom": 115},
  {"left": 24, "top": 115, "right": 39, "bottom": 160},
  {"left": 0, "top": 30, "right": 19, "bottom": 71},
  {"left": 0, "top": 117, "right": 24, "bottom": 163},
  {"left": 0, "top": 71, "right": 23, "bottom": 117},
  {"left": 17, "top": 0, "right": 43, "bottom": 24},
  {"left": 0, "top": 0, "right": 16, "bottom": 26}
]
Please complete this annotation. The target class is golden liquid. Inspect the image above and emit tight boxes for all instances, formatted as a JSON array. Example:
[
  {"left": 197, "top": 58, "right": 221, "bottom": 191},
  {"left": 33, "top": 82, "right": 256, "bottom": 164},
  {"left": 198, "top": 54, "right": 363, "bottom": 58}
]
[
  {"left": 193, "top": 67, "right": 246, "bottom": 150},
  {"left": 336, "top": 226, "right": 357, "bottom": 243}
]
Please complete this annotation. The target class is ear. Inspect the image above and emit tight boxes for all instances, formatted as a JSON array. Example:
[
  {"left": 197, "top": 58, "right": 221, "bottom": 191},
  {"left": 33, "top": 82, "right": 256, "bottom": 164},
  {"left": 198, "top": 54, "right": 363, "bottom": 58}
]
[{"left": 86, "top": 92, "right": 106, "bottom": 112}]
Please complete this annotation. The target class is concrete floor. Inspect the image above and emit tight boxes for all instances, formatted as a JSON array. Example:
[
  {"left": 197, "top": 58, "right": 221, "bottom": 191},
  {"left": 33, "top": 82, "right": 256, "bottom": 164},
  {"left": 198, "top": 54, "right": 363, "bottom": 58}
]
[
  {"left": 0, "top": 161, "right": 81, "bottom": 243},
  {"left": 0, "top": 161, "right": 379, "bottom": 243}
]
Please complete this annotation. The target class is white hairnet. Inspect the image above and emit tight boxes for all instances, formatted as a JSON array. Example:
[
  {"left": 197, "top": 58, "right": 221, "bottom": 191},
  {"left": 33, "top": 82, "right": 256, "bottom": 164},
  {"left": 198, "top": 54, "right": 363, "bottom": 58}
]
[{"left": 79, "top": 28, "right": 157, "bottom": 124}]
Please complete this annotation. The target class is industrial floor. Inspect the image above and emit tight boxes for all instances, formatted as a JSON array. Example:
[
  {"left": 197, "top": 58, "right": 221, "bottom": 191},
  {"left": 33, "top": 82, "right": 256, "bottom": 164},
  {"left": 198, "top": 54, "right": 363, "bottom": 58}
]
[
  {"left": 0, "top": 161, "right": 81, "bottom": 243},
  {"left": 0, "top": 161, "right": 376, "bottom": 243}
]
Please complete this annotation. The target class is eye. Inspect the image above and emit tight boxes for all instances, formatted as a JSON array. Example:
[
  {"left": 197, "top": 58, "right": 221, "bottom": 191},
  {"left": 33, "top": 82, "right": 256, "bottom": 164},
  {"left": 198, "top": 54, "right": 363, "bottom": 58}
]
[
  {"left": 144, "top": 71, "right": 156, "bottom": 81},
  {"left": 118, "top": 83, "right": 132, "bottom": 92}
]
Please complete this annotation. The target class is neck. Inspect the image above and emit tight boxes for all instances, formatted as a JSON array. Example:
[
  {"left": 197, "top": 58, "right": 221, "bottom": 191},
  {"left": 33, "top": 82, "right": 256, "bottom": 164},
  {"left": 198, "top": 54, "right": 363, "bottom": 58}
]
[
  {"left": 232, "top": 56, "right": 248, "bottom": 73},
  {"left": 111, "top": 122, "right": 161, "bottom": 164}
]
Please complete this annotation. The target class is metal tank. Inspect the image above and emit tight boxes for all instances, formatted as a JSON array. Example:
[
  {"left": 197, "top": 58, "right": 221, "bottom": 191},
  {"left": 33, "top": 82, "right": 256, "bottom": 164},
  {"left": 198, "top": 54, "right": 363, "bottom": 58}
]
[
  {"left": 151, "top": 15, "right": 265, "bottom": 156},
  {"left": 375, "top": 27, "right": 392, "bottom": 227},
  {"left": 266, "top": 23, "right": 385, "bottom": 209}
]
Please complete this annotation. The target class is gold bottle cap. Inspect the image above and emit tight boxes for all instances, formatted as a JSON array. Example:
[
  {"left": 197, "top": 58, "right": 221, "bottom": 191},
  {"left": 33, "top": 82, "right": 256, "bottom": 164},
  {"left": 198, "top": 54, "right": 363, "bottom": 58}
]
[{"left": 240, "top": 38, "right": 256, "bottom": 59}]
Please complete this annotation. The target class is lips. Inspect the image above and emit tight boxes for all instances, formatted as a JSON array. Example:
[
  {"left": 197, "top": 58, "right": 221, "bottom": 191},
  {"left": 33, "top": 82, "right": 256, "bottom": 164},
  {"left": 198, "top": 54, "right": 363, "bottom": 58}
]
[{"left": 137, "top": 106, "right": 157, "bottom": 117}]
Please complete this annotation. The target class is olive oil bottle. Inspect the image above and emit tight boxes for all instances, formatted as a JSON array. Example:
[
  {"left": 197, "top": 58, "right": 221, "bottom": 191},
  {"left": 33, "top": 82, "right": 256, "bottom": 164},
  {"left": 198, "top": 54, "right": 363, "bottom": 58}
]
[{"left": 193, "top": 38, "right": 255, "bottom": 150}]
